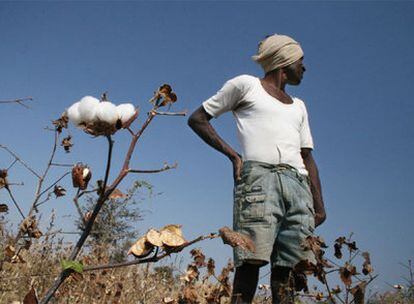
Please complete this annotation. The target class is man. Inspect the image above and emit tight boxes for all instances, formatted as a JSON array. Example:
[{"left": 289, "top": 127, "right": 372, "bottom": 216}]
[{"left": 188, "top": 34, "right": 326, "bottom": 303}]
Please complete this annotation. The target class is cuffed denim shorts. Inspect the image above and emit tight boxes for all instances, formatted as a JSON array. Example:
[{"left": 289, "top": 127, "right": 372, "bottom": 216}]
[{"left": 233, "top": 160, "right": 316, "bottom": 268}]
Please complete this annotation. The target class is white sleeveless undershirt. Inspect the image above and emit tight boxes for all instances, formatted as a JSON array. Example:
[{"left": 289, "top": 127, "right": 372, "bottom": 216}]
[{"left": 202, "top": 75, "right": 314, "bottom": 175}]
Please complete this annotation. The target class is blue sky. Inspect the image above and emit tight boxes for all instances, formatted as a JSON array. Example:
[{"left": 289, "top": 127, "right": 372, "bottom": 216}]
[{"left": 1, "top": 1, "right": 413, "bottom": 292}]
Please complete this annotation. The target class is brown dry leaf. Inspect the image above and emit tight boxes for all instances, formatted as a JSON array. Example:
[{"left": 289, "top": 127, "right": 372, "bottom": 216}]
[
  {"left": 218, "top": 260, "right": 234, "bottom": 286},
  {"left": 0, "top": 169, "right": 8, "bottom": 189},
  {"left": 346, "top": 241, "right": 358, "bottom": 251},
  {"left": 11, "top": 254, "right": 26, "bottom": 264},
  {"left": 181, "top": 264, "right": 199, "bottom": 283},
  {"left": 109, "top": 188, "right": 127, "bottom": 200},
  {"left": 334, "top": 242, "right": 343, "bottom": 259},
  {"left": 350, "top": 281, "right": 367, "bottom": 304},
  {"left": 160, "top": 229, "right": 186, "bottom": 247},
  {"left": 339, "top": 263, "right": 357, "bottom": 287},
  {"left": 362, "top": 252, "right": 373, "bottom": 275},
  {"left": 335, "top": 236, "right": 346, "bottom": 244},
  {"left": 0, "top": 203, "right": 8, "bottom": 213},
  {"left": 128, "top": 236, "right": 154, "bottom": 258},
  {"left": 61, "top": 135, "right": 73, "bottom": 153},
  {"left": 146, "top": 228, "right": 163, "bottom": 247},
  {"left": 332, "top": 285, "right": 342, "bottom": 294},
  {"left": 163, "top": 297, "right": 176, "bottom": 304},
  {"left": 207, "top": 258, "right": 216, "bottom": 277},
  {"left": 53, "top": 185, "right": 66, "bottom": 198},
  {"left": 53, "top": 114, "right": 69, "bottom": 133},
  {"left": 20, "top": 216, "right": 43, "bottom": 239},
  {"left": 23, "top": 286, "right": 38, "bottom": 304},
  {"left": 4, "top": 245, "right": 16, "bottom": 258},
  {"left": 190, "top": 248, "right": 206, "bottom": 268},
  {"left": 182, "top": 286, "right": 199, "bottom": 304},
  {"left": 293, "top": 260, "right": 317, "bottom": 276},
  {"left": 218, "top": 226, "right": 255, "bottom": 252},
  {"left": 72, "top": 164, "right": 91, "bottom": 190}
]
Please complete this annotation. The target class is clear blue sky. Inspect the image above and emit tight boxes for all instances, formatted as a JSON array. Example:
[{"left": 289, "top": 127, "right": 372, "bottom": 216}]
[{"left": 1, "top": 1, "right": 413, "bottom": 292}]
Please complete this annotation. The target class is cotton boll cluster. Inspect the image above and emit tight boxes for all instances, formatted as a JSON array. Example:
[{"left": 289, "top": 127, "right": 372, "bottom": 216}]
[{"left": 66, "top": 96, "right": 137, "bottom": 136}]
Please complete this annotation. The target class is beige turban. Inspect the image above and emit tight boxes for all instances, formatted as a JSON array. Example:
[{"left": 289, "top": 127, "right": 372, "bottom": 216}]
[{"left": 252, "top": 34, "right": 304, "bottom": 73}]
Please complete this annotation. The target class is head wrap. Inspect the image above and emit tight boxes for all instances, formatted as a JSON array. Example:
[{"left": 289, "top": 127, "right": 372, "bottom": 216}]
[{"left": 252, "top": 34, "right": 304, "bottom": 73}]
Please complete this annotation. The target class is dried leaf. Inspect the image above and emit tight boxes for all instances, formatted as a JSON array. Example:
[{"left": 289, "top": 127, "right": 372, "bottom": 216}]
[
  {"left": 334, "top": 242, "right": 343, "bottom": 259},
  {"left": 347, "top": 241, "right": 358, "bottom": 251},
  {"left": 350, "top": 281, "right": 367, "bottom": 304},
  {"left": 23, "top": 286, "right": 38, "bottom": 304},
  {"left": 362, "top": 252, "right": 373, "bottom": 275},
  {"left": 182, "top": 286, "right": 199, "bottom": 304},
  {"left": 190, "top": 248, "right": 206, "bottom": 267},
  {"left": 52, "top": 114, "right": 69, "bottom": 133},
  {"left": 207, "top": 258, "right": 215, "bottom": 277},
  {"left": 339, "top": 263, "right": 357, "bottom": 287},
  {"left": 109, "top": 188, "right": 127, "bottom": 200},
  {"left": 20, "top": 216, "right": 43, "bottom": 239},
  {"left": 0, "top": 203, "right": 8, "bottom": 213},
  {"left": 181, "top": 264, "right": 199, "bottom": 283},
  {"left": 61, "top": 135, "right": 73, "bottom": 153},
  {"left": 4, "top": 245, "right": 16, "bottom": 258},
  {"left": 0, "top": 169, "right": 8, "bottom": 189},
  {"left": 53, "top": 185, "right": 66, "bottom": 198},
  {"left": 218, "top": 226, "right": 255, "bottom": 252},
  {"left": 163, "top": 297, "right": 176, "bottom": 304},
  {"left": 11, "top": 254, "right": 26, "bottom": 263}
]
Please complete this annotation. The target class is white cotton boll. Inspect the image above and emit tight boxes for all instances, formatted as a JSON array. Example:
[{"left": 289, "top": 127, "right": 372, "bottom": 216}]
[
  {"left": 116, "top": 103, "right": 136, "bottom": 124},
  {"left": 67, "top": 102, "right": 82, "bottom": 126},
  {"left": 96, "top": 101, "right": 119, "bottom": 124},
  {"left": 78, "top": 96, "right": 100, "bottom": 123}
]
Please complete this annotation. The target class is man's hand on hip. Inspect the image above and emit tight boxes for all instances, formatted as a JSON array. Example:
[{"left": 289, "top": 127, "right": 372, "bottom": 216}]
[{"left": 231, "top": 154, "right": 243, "bottom": 183}]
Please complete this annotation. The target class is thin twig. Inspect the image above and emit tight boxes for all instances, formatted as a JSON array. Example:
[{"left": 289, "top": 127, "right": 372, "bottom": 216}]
[
  {"left": 128, "top": 162, "right": 177, "bottom": 174},
  {"left": 50, "top": 163, "right": 74, "bottom": 168},
  {"left": 0, "top": 144, "right": 41, "bottom": 178},
  {"left": 73, "top": 188, "right": 86, "bottom": 226},
  {"left": 5, "top": 187, "right": 25, "bottom": 219},
  {"left": 37, "top": 171, "right": 70, "bottom": 201},
  {"left": 7, "top": 182, "right": 24, "bottom": 186},
  {"left": 0, "top": 96, "right": 33, "bottom": 108},
  {"left": 6, "top": 159, "right": 18, "bottom": 171},
  {"left": 78, "top": 188, "right": 99, "bottom": 198}
]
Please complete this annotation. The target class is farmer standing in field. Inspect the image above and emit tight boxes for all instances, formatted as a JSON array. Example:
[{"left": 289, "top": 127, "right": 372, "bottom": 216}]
[{"left": 188, "top": 34, "right": 326, "bottom": 303}]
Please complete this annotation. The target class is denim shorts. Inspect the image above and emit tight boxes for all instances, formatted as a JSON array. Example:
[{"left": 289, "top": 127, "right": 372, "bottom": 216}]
[{"left": 233, "top": 160, "right": 316, "bottom": 268}]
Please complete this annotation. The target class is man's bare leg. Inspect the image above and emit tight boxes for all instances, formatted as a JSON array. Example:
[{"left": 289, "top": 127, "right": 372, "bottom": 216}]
[
  {"left": 232, "top": 263, "right": 260, "bottom": 304},
  {"left": 271, "top": 266, "right": 292, "bottom": 304}
]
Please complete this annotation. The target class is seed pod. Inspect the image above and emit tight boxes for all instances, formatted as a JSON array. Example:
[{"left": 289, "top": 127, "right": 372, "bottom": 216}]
[
  {"left": 96, "top": 102, "right": 119, "bottom": 125},
  {"left": 160, "top": 229, "right": 186, "bottom": 247},
  {"left": 72, "top": 163, "right": 92, "bottom": 190},
  {"left": 128, "top": 236, "right": 154, "bottom": 257},
  {"left": 146, "top": 229, "right": 163, "bottom": 247}
]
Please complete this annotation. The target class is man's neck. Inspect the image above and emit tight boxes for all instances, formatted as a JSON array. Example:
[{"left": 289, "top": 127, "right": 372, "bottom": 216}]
[{"left": 261, "top": 70, "right": 286, "bottom": 92}]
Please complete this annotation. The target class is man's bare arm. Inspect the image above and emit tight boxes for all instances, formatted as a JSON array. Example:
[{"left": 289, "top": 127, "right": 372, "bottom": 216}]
[
  {"left": 301, "top": 148, "right": 326, "bottom": 227},
  {"left": 188, "top": 106, "right": 243, "bottom": 182}
]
